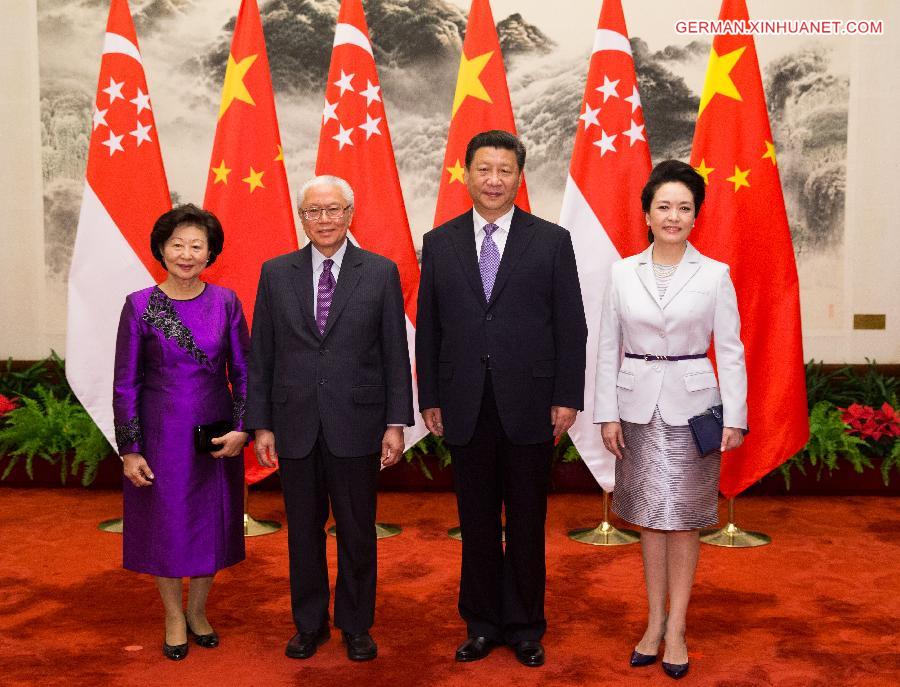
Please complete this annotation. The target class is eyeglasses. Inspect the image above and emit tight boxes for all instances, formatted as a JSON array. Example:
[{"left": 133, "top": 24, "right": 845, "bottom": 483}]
[{"left": 299, "top": 205, "right": 352, "bottom": 221}]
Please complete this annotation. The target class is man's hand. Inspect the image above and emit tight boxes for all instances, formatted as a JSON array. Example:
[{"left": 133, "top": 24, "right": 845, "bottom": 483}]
[
  {"left": 550, "top": 406, "right": 577, "bottom": 437},
  {"left": 254, "top": 429, "right": 278, "bottom": 467},
  {"left": 210, "top": 431, "right": 250, "bottom": 458},
  {"left": 721, "top": 427, "right": 745, "bottom": 453},
  {"left": 422, "top": 408, "right": 444, "bottom": 437},
  {"left": 381, "top": 426, "right": 404, "bottom": 469},
  {"left": 600, "top": 421, "right": 625, "bottom": 460}
]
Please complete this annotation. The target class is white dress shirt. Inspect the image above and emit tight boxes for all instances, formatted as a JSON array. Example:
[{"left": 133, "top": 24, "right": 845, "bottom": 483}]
[
  {"left": 472, "top": 206, "right": 513, "bottom": 260},
  {"left": 311, "top": 239, "right": 348, "bottom": 319}
]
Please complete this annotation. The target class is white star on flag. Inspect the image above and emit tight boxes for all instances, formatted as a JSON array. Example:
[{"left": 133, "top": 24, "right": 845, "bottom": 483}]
[
  {"left": 323, "top": 99, "right": 339, "bottom": 124},
  {"left": 595, "top": 75, "right": 620, "bottom": 102},
  {"left": 130, "top": 121, "right": 153, "bottom": 146},
  {"left": 593, "top": 129, "right": 617, "bottom": 156},
  {"left": 360, "top": 79, "right": 381, "bottom": 107},
  {"left": 334, "top": 69, "right": 355, "bottom": 97},
  {"left": 102, "top": 129, "right": 125, "bottom": 156},
  {"left": 359, "top": 113, "right": 382, "bottom": 140},
  {"left": 102, "top": 77, "right": 125, "bottom": 104},
  {"left": 332, "top": 123, "right": 354, "bottom": 150},
  {"left": 624, "top": 85, "right": 642, "bottom": 113},
  {"left": 579, "top": 102, "right": 601, "bottom": 130},
  {"left": 92, "top": 107, "right": 109, "bottom": 131},
  {"left": 130, "top": 87, "right": 151, "bottom": 114},
  {"left": 622, "top": 119, "right": 645, "bottom": 146}
]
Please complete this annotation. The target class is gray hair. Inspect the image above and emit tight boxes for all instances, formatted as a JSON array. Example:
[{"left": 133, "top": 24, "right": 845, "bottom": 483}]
[{"left": 297, "top": 175, "right": 354, "bottom": 208}]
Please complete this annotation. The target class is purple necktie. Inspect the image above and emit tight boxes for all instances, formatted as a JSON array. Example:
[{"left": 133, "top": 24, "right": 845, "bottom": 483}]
[
  {"left": 316, "top": 258, "right": 335, "bottom": 334},
  {"left": 479, "top": 223, "right": 501, "bottom": 300}
]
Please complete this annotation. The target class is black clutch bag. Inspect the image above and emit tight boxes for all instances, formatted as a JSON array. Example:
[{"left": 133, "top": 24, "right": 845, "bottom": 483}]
[
  {"left": 687, "top": 405, "right": 724, "bottom": 457},
  {"left": 194, "top": 420, "right": 232, "bottom": 453}
]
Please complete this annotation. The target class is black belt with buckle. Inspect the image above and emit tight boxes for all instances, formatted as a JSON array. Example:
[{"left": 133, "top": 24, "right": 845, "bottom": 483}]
[{"left": 624, "top": 353, "right": 707, "bottom": 362}]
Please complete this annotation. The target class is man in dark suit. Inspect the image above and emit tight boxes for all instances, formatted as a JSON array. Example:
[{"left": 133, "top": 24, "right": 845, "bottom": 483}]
[
  {"left": 416, "top": 131, "right": 587, "bottom": 667},
  {"left": 246, "top": 175, "right": 413, "bottom": 662}
]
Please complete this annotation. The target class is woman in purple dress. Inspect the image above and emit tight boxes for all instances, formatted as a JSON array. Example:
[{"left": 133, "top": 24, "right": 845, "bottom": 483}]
[{"left": 113, "top": 204, "right": 250, "bottom": 661}]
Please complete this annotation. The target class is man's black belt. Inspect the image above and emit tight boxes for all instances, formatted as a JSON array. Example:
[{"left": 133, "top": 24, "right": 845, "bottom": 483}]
[{"left": 624, "top": 353, "right": 708, "bottom": 362}]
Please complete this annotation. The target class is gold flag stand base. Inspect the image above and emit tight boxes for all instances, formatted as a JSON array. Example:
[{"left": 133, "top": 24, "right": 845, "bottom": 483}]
[
  {"left": 243, "top": 485, "right": 281, "bottom": 537},
  {"left": 328, "top": 523, "right": 402, "bottom": 539},
  {"left": 700, "top": 497, "right": 771, "bottom": 548},
  {"left": 568, "top": 491, "right": 639, "bottom": 546},
  {"left": 244, "top": 513, "right": 281, "bottom": 537},
  {"left": 448, "top": 526, "right": 505, "bottom": 542},
  {"left": 98, "top": 518, "right": 123, "bottom": 534}
]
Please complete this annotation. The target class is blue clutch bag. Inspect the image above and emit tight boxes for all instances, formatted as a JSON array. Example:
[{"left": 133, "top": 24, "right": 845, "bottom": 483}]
[{"left": 687, "top": 405, "right": 724, "bottom": 457}]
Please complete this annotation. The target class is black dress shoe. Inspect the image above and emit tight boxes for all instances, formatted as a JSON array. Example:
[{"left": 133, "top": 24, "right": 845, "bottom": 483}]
[
  {"left": 342, "top": 631, "right": 377, "bottom": 661},
  {"left": 186, "top": 618, "right": 219, "bottom": 648},
  {"left": 512, "top": 640, "right": 545, "bottom": 667},
  {"left": 662, "top": 661, "right": 690, "bottom": 679},
  {"left": 285, "top": 624, "right": 330, "bottom": 659},
  {"left": 455, "top": 636, "right": 498, "bottom": 662},
  {"left": 630, "top": 649, "right": 657, "bottom": 667},
  {"left": 162, "top": 640, "right": 189, "bottom": 661}
]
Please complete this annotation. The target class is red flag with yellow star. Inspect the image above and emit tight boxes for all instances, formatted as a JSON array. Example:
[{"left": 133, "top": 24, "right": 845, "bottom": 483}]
[
  {"left": 203, "top": 0, "right": 298, "bottom": 484},
  {"left": 689, "top": 0, "right": 808, "bottom": 498},
  {"left": 314, "top": 0, "right": 427, "bottom": 450},
  {"left": 433, "top": 0, "right": 529, "bottom": 226}
]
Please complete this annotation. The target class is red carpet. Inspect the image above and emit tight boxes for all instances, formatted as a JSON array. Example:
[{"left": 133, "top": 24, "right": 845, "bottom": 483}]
[{"left": 1, "top": 489, "right": 898, "bottom": 686}]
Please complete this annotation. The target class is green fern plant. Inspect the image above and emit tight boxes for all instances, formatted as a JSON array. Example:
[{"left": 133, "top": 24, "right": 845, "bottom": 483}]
[
  {"left": 778, "top": 400, "right": 871, "bottom": 489},
  {"left": 881, "top": 439, "right": 900, "bottom": 486},
  {"left": 0, "top": 385, "right": 112, "bottom": 486}
]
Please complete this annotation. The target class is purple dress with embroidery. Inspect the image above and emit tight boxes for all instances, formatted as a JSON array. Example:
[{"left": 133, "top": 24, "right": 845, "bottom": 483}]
[{"left": 113, "top": 284, "right": 249, "bottom": 577}]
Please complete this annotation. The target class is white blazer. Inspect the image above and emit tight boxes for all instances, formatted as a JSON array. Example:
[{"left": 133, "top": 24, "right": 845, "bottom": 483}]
[{"left": 593, "top": 242, "right": 747, "bottom": 429}]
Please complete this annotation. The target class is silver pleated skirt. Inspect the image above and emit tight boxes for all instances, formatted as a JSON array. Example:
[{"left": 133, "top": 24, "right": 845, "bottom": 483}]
[{"left": 612, "top": 407, "right": 720, "bottom": 531}]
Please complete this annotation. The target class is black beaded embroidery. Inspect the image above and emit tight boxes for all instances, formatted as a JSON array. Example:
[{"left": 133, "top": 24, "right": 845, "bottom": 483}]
[
  {"left": 232, "top": 394, "right": 246, "bottom": 429},
  {"left": 142, "top": 288, "right": 210, "bottom": 365},
  {"left": 114, "top": 416, "right": 142, "bottom": 450}
]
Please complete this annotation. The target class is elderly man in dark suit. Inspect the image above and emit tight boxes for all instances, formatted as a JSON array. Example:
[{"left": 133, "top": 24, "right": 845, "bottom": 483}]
[
  {"left": 246, "top": 175, "right": 412, "bottom": 662},
  {"left": 416, "top": 131, "right": 588, "bottom": 667}
]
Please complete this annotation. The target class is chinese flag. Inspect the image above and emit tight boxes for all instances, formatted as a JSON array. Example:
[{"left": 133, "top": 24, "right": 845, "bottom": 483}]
[
  {"left": 689, "top": 0, "right": 808, "bottom": 498},
  {"left": 203, "top": 0, "right": 299, "bottom": 484},
  {"left": 433, "top": 0, "right": 529, "bottom": 226},
  {"left": 315, "top": 0, "right": 427, "bottom": 450},
  {"left": 560, "top": 0, "right": 651, "bottom": 492},
  {"left": 66, "top": 0, "right": 170, "bottom": 447}
]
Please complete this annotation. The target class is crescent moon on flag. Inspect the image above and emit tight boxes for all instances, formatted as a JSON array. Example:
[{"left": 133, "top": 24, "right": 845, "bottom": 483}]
[
  {"left": 102, "top": 32, "right": 143, "bottom": 63},
  {"left": 333, "top": 22, "right": 373, "bottom": 57},
  {"left": 592, "top": 28, "right": 632, "bottom": 56}
]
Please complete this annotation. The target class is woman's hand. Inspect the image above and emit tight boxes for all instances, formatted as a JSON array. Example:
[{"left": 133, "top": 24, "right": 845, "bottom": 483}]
[
  {"left": 210, "top": 431, "right": 250, "bottom": 458},
  {"left": 601, "top": 421, "right": 625, "bottom": 459},
  {"left": 721, "top": 427, "right": 745, "bottom": 453},
  {"left": 123, "top": 453, "right": 154, "bottom": 487}
]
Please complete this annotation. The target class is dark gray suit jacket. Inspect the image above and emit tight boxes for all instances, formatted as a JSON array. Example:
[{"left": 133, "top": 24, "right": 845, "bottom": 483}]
[
  {"left": 246, "top": 241, "right": 413, "bottom": 458},
  {"left": 416, "top": 207, "right": 588, "bottom": 445}
]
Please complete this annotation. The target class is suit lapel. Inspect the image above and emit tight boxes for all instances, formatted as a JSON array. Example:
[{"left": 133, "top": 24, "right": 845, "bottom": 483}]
[
  {"left": 488, "top": 206, "right": 535, "bottom": 306},
  {"left": 290, "top": 245, "right": 320, "bottom": 337},
  {"left": 634, "top": 244, "right": 658, "bottom": 307},
  {"left": 659, "top": 242, "right": 702, "bottom": 310},
  {"left": 447, "top": 212, "right": 488, "bottom": 309},
  {"left": 322, "top": 240, "right": 363, "bottom": 338}
]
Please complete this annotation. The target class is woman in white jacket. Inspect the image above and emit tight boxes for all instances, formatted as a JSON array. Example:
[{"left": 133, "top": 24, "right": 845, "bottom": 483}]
[{"left": 595, "top": 160, "right": 747, "bottom": 680}]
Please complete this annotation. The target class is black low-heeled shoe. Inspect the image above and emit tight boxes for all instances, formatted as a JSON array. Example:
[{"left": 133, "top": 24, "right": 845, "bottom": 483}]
[
  {"left": 186, "top": 618, "right": 219, "bottom": 648},
  {"left": 662, "top": 660, "right": 689, "bottom": 679},
  {"left": 630, "top": 649, "right": 658, "bottom": 667},
  {"left": 162, "top": 640, "right": 189, "bottom": 661}
]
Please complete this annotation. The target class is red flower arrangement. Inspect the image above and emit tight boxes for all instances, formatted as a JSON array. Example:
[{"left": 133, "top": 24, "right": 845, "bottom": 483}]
[
  {"left": 0, "top": 394, "right": 18, "bottom": 417},
  {"left": 840, "top": 403, "right": 900, "bottom": 442}
]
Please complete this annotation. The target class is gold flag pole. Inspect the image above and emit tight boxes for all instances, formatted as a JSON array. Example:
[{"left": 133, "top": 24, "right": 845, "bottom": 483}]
[
  {"left": 244, "top": 483, "right": 281, "bottom": 537},
  {"left": 568, "top": 490, "right": 639, "bottom": 546},
  {"left": 700, "top": 497, "right": 770, "bottom": 547}
]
